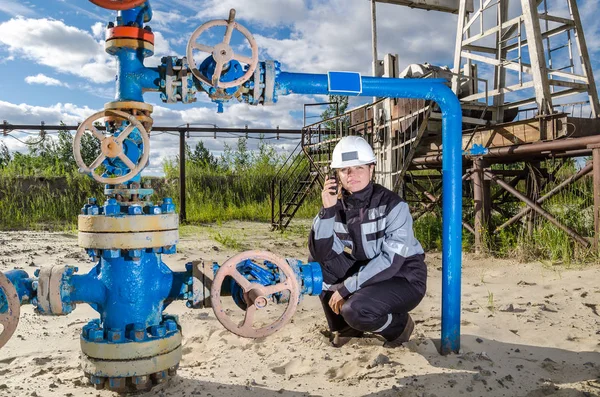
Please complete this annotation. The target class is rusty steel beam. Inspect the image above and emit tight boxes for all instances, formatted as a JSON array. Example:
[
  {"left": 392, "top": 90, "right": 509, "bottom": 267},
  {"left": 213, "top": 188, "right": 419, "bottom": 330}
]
[
  {"left": 496, "top": 163, "right": 593, "bottom": 232},
  {"left": 484, "top": 170, "right": 590, "bottom": 247},
  {"left": 490, "top": 172, "right": 526, "bottom": 202},
  {"left": 472, "top": 158, "right": 488, "bottom": 252},
  {"left": 463, "top": 221, "right": 475, "bottom": 235}
]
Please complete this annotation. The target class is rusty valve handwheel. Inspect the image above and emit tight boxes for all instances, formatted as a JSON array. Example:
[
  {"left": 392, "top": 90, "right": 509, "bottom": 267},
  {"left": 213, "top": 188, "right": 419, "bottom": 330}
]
[
  {"left": 88, "top": 0, "right": 147, "bottom": 10},
  {"left": 186, "top": 9, "right": 259, "bottom": 89},
  {"left": 0, "top": 272, "right": 20, "bottom": 349},
  {"left": 73, "top": 109, "right": 150, "bottom": 185},
  {"left": 211, "top": 251, "right": 300, "bottom": 338}
]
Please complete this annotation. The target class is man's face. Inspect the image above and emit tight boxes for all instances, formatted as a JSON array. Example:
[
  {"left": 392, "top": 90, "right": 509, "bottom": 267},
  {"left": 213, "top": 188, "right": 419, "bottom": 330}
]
[{"left": 338, "top": 164, "right": 374, "bottom": 193}]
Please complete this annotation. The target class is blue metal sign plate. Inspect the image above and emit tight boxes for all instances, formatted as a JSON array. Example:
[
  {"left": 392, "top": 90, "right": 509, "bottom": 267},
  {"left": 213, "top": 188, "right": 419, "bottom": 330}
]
[{"left": 327, "top": 71, "right": 362, "bottom": 95}]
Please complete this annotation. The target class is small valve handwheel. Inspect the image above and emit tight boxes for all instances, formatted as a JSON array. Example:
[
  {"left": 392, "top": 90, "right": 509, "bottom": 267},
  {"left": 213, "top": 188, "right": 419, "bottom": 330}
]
[
  {"left": 186, "top": 9, "right": 259, "bottom": 89},
  {"left": 73, "top": 109, "right": 150, "bottom": 185},
  {"left": 0, "top": 272, "right": 20, "bottom": 349},
  {"left": 211, "top": 251, "right": 300, "bottom": 338},
  {"left": 88, "top": 0, "right": 147, "bottom": 10}
]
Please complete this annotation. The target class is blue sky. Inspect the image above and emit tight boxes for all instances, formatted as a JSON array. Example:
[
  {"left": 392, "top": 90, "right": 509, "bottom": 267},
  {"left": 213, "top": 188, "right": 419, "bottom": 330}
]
[{"left": 0, "top": 0, "right": 598, "bottom": 174}]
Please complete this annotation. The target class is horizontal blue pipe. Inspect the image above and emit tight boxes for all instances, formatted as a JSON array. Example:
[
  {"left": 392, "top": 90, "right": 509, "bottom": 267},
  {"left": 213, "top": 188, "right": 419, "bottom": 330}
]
[
  {"left": 70, "top": 272, "right": 107, "bottom": 306},
  {"left": 276, "top": 72, "right": 462, "bottom": 354},
  {"left": 166, "top": 271, "right": 189, "bottom": 300},
  {"left": 4, "top": 270, "right": 34, "bottom": 304}
]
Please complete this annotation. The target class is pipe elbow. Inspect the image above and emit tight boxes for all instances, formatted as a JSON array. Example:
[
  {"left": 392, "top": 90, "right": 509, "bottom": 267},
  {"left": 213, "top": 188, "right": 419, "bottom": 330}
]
[{"left": 430, "top": 83, "right": 462, "bottom": 117}]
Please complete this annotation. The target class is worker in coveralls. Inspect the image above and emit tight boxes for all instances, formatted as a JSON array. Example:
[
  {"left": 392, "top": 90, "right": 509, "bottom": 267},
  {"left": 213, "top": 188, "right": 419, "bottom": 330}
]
[{"left": 309, "top": 136, "right": 427, "bottom": 347}]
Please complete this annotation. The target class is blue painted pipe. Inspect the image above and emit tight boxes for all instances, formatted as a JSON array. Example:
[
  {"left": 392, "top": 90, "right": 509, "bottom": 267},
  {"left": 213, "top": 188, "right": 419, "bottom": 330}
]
[
  {"left": 70, "top": 272, "right": 107, "bottom": 306},
  {"left": 69, "top": 263, "right": 187, "bottom": 317},
  {"left": 71, "top": 255, "right": 174, "bottom": 330},
  {"left": 276, "top": 72, "right": 462, "bottom": 354},
  {"left": 4, "top": 270, "right": 34, "bottom": 304},
  {"left": 114, "top": 48, "right": 160, "bottom": 102},
  {"left": 119, "top": 3, "right": 152, "bottom": 26}
]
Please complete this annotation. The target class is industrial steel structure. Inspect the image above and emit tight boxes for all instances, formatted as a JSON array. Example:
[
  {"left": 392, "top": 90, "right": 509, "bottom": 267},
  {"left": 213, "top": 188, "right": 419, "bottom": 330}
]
[{"left": 272, "top": 0, "right": 600, "bottom": 256}]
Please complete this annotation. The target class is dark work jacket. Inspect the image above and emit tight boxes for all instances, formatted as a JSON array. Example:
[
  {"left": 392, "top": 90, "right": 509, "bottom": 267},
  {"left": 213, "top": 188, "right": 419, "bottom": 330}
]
[{"left": 308, "top": 182, "right": 426, "bottom": 298}]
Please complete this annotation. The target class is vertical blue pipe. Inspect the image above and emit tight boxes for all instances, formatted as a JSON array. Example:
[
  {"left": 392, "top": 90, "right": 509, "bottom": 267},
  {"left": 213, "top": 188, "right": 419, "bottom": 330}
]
[
  {"left": 119, "top": 4, "right": 152, "bottom": 26},
  {"left": 276, "top": 72, "right": 462, "bottom": 353}
]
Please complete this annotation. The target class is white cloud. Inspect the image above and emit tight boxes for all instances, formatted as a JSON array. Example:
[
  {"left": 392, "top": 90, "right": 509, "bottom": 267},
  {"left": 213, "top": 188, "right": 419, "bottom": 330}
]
[
  {"left": 195, "top": 0, "right": 307, "bottom": 28},
  {"left": 25, "top": 73, "right": 69, "bottom": 87},
  {"left": 0, "top": 0, "right": 35, "bottom": 17},
  {"left": 91, "top": 21, "right": 104, "bottom": 40},
  {"left": 0, "top": 95, "right": 313, "bottom": 175},
  {"left": 0, "top": 100, "right": 99, "bottom": 126},
  {"left": 0, "top": 17, "right": 115, "bottom": 83},
  {"left": 207, "top": 1, "right": 458, "bottom": 75},
  {"left": 146, "top": 30, "right": 178, "bottom": 67},
  {"left": 151, "top": 10, "right": 187, "bottom": 33}
]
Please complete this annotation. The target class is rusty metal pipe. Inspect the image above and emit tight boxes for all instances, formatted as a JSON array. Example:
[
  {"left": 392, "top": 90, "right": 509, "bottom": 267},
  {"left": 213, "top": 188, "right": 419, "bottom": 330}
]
[
  {"left": 412, "top": 135, "right": 600, "bottom": 166},
  {"left": 484, "top": 170, "right": 590, "bottom": 247},
  {"left": 477, "top": 135, "right": 600, "bottom": 158},
  {"left": 496, "top": 163, "right": 593, "bottom": 231}
]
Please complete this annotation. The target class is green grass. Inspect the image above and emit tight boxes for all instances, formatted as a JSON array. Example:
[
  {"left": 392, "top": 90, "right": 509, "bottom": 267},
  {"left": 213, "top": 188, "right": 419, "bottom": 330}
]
[
  {"left": 413, "top": 161, "right": 598, "bottom": 265},
  {"left": 1, "top": 138, "right": 598, "bottom": 265},
  {"left": 0, "top": 171, "right": 104, "bottom": 230},
  {"left": 211, "top": 232, "right": 243, "bottom": 250}
]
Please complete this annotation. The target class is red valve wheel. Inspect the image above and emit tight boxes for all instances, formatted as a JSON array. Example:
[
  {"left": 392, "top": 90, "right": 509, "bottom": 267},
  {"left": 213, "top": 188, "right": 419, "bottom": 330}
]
[{"left": 88, "top": 0, "right": 147, "bottom": 10}]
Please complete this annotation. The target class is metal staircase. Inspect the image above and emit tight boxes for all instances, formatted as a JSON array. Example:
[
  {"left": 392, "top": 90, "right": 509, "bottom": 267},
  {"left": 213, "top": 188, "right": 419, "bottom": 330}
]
[
  {"left": 270, "top": 120, "right": 342, "bottom": 230},
  {"left": 270, "top": 139, "right": 319, "bottom": 230},
  {"left": 270, "top": 97, "right": 435, "bottom": 230}
]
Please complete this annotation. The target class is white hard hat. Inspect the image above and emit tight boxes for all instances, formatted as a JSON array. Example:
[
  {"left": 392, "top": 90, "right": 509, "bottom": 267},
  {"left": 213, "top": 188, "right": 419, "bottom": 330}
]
[{"left": 330, "top": 136, "right": 376, "bottom": 169}]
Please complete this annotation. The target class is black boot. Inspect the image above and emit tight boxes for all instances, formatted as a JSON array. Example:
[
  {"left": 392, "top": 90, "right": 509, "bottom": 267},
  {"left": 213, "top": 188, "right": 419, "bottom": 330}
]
[{"left": 383, "top": 314, "right": 414, "bottom": 348}]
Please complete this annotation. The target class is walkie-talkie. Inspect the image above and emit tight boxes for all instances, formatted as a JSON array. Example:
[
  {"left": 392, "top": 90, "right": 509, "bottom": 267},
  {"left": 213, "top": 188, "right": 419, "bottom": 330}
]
[{"left": 328, "top": 170, "right": 338, "bottom": 195}]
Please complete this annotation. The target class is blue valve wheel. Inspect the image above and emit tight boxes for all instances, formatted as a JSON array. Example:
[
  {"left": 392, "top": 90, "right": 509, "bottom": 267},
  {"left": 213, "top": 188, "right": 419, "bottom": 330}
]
[{"left": 0, "top": 272, "right": 20, "bottom": 349}]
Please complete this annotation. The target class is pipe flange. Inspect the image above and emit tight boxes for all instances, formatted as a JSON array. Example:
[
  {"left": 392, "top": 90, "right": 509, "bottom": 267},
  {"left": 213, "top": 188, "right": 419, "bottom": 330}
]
[
  {"left": 35, "top": 265, "right": 77, "bottom": 315},
  {"left": 106, "top": 26, "right": 154, "bottom": 45},
  {"left": 85, "top": 366, "right": 178, "bottom": 392},
  {"left": 104, "top": 102, "right": 154, "bottom": 132},
  {"left": 105, "top": 38, "right": 154, "bottom": 56},
  {"left": 78, "top": 230, "right": 179, "bottom": 250},
  {"left": 104, "top": 101, "right": 154, "bottom": 113},
  {"left": 81, "top": 345, "right": 181, "bottom": 378},
  {"left": 79, "top": 213, "right": 179, "bottom": 233},
  {"left": 81, "top": 330, "right": 181, "bottom": 360}
]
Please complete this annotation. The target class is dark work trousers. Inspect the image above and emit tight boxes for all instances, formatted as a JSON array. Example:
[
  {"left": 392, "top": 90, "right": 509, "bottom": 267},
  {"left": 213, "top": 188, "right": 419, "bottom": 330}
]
[{"left": 317, "top": 254, "right": 426, "bottom": 341}]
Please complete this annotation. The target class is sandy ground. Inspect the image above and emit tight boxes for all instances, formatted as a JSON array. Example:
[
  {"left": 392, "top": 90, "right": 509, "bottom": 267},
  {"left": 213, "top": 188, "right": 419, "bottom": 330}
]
[{"left": 0, "top": 220, "right": 599, "bottom": 397}]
